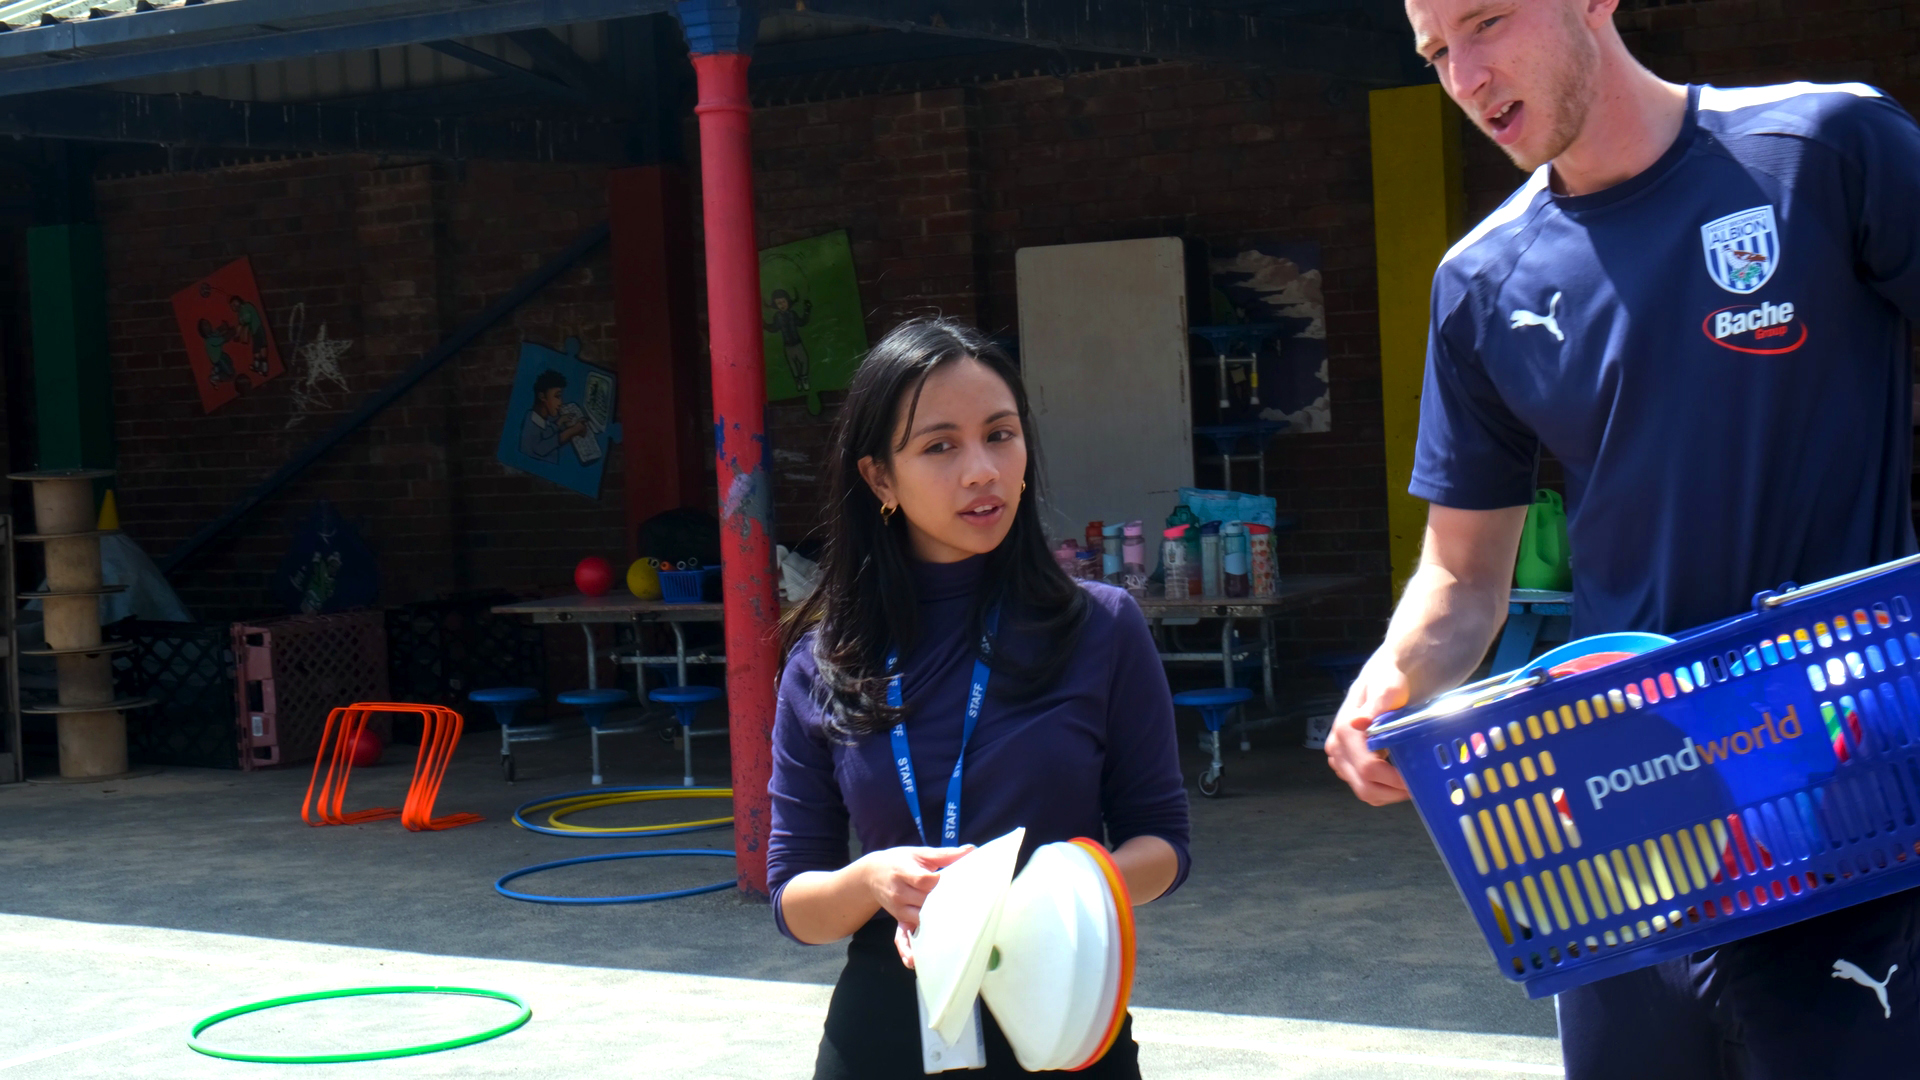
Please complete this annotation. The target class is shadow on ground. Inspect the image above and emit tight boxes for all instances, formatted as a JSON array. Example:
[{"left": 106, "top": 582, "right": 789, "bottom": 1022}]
[{"left": 0, "top": 705, "right": 1556, "bottom": 1041}]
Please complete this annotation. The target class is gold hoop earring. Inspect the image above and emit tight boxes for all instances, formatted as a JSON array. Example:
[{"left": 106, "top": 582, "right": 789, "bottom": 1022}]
[
  {"left": 880, "top": 503, "right": 896, "bottom": 524},
  {"left": 1020, "top": 480, "right": 1027, "bottom": 493}
]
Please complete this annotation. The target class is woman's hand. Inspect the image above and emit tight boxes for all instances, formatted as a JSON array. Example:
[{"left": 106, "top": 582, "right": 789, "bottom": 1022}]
[{"left": 857, "top": 844, "right": 974, "bottom": 968}]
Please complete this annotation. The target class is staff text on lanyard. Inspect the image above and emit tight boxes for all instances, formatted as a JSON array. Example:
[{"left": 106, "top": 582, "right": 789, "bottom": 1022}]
[{"left": 885, "top": 607, "right": 1000, "bottom": 847}]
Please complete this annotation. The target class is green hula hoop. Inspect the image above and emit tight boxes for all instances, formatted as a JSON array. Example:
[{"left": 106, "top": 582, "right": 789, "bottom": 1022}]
[{"left": 188, "top": 985, "right": 531, "bottom": 1064}]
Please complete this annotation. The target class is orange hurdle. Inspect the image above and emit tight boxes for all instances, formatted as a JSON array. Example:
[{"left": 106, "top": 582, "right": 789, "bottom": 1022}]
[{"left": 300, "top": 702, "right": 483, "bottom": 832}]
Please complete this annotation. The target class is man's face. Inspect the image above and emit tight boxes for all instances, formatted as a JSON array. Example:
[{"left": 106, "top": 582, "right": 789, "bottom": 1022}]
[
  {"left": 1406, "top": 0, "right": 1601, "bottom": 171},
  {"left": 536, "top": 387, "right": 564, "bottom": 416},
  {"left": 774, "top": 295, "right": 789, "bottom": 311}
]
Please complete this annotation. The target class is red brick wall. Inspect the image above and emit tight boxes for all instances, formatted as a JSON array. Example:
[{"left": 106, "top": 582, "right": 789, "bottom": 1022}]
[
  {"left": 98, "top": 156, "right": 626, "bottom": 622},
  {"left": 87, "top": 6, "right": 1918, "bottom": 662},
  {"left": 748, "top": 69, "right": 1391, "bottom": 655}
]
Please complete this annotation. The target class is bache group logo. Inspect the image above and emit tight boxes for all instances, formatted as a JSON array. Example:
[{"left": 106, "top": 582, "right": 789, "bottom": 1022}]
[{"left": 1700, "top": 205, "right": 1806, "bottom": 354}]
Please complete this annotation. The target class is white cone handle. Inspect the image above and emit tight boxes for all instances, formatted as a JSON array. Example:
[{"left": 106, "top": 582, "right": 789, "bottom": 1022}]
[
  {"left": 912, "top": 829, "right": 1136, "bottom": 1072},
  {"left": 911, "top": 827, "right": 1024, "bottom": 1045}
]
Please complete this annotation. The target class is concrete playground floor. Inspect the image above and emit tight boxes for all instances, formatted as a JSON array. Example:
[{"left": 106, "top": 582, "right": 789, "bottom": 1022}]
[{"left": 0, "top": 706, "right": 1561, "bottom": 1078}]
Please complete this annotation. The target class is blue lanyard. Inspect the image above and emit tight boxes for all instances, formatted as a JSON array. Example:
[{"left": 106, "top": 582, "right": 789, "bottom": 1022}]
[{"left": 885, "top": 607, "right": 1000, "bottom": 847}]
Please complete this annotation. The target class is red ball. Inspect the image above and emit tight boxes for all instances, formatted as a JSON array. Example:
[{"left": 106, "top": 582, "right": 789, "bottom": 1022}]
[
  {"left": 574, "top": 556, "right": 614, "bottom": 597},
  {"left": 347, "top": 727, "right": 384, "bottom": 768}
]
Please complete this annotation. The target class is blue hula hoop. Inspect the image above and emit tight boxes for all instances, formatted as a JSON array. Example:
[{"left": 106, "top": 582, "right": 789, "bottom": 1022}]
[
  {"left": 511, "top": 785, "right": 733, "bottom": 839},
  {"left": 494, "top": 849, "right": 736, "bottom": 905}
]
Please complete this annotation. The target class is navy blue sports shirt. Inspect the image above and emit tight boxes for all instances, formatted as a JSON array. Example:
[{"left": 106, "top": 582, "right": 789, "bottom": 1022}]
[{"left": 1412, "top": 83, "right": 1920, "bottom": 637}]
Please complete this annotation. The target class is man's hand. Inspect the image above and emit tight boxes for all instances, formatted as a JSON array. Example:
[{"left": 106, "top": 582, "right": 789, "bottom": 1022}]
[{"left": 1325, "top": 653, "right": 1413, "bottom": 806}]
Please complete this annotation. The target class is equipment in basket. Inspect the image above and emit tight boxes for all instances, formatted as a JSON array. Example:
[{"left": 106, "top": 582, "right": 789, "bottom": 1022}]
[
  {"left": 1370, "top": 553, "right": 1920, "bottom": 998},
  {"left": 911, "top": 828, "right": 1136, "bottom": 1072}
]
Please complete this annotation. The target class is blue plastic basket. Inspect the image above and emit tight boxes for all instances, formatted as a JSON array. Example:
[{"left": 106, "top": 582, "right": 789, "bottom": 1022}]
[
  {"left": 657, "top": 567, "right": 715, "bottom": 604},
  {"left": 1369, "top": 552, "right": 1920, "bottom": 998}
]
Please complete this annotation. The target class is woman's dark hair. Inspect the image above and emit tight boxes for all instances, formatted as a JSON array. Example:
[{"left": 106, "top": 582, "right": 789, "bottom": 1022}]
[{"left": 781, "top": 316, "right": 1088, "bottom": 740}]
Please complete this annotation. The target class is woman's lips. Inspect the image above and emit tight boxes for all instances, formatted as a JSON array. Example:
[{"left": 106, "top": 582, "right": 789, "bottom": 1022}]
[{"left": 958, "top": 503, "right": 1005, "bottom": 528}]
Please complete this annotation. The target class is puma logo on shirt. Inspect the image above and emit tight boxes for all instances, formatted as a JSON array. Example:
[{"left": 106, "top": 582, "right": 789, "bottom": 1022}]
[
  {"left": 1832, "top": 959, "right": 1898, "bottom": 1019},
  {"left": 1509, "top": 292, "right": 1565, "bottom": 341}
]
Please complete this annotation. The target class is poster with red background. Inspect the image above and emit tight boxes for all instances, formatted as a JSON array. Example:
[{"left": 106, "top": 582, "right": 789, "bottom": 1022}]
[{"left": 169, "top": 256, "right": 283, "bottom": 414}]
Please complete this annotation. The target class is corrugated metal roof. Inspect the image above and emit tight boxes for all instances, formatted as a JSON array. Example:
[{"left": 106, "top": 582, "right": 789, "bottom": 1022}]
[
  {"left": 0, "top": 0, "right": 192, "bottom": 33},
  {"left": 110, "top": 22, "right": 604, "bottom": 103}
]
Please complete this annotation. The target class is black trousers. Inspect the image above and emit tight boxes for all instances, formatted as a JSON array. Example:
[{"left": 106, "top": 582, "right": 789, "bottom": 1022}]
[
  {"left": 1558, "top": 888, "right": 1920, "bottom": 1079},
  {"left": 814, "top": 919, "right": 1142, "bottom": 1078}
]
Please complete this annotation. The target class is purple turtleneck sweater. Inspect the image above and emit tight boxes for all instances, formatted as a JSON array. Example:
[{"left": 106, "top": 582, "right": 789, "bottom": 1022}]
[{"left": 767, "top": 555, "right": 1191, "bottom": 941}]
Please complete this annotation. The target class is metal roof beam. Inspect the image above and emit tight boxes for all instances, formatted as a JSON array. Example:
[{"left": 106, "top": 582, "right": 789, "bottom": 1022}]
[
  {"left": 506, "top": 27, "right": 615, "bottom": 98},
  {"left": 422, "top": 37, "right": 595, "bottom": 105},
  {"left": 0, "top": 87, "right": 630, "bottom": 159},
  {"left": 779, "top": 0, "right": 1421, "bottom": 85},
  {"left": 0, "top": 0, "right": 673, "bottom": 98}
]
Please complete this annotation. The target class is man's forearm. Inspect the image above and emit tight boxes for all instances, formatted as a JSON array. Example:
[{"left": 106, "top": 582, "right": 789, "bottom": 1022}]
[{"left": 1379, "top": 562, "right": 1512, "bottom": 704}]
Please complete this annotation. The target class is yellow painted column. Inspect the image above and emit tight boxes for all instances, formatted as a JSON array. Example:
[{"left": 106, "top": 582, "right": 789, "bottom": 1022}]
[{"left": 1370, "top": 83, "right": 1465, "bottom": 595}]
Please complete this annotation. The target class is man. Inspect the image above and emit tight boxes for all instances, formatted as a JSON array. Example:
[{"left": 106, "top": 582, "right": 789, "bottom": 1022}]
[
  {"left": 1326, "top": 1, "right": 1920, "bottom": 1075},
  {"left": 519, "top": 370, "right": 588, "bottom": 465}
]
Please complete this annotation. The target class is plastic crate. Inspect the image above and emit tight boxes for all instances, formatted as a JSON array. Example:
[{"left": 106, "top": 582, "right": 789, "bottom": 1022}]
[
  {"left": 1369, "top": 552, "right": 1920, "bottom": 998},
  {"left": 658, "top": 567, "right": 716, "bottom": 604},
  {"left": 110, "top": 620, "right": 241, "bottom": 769},
  {"left": 233, "top": 611, "right": 390, "bottom": 770}
]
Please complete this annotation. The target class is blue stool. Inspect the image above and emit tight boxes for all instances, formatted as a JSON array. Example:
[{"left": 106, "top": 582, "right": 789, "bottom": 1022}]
[
  {"left": 558, "top": 688, "right": 635, "bottom": 786},
  {"left": 1174, "top": 687, "right": 1253, "bottom": 798},
  {"left": 650, "top": 684, "right": 724, "bottom": 788},
  {"left": 468, "top": 686, "right": 547, "bottom": 783}
]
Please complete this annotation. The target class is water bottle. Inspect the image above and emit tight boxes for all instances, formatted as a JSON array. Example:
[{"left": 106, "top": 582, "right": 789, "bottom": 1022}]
[
  {"left": 1222, "top": 520, "right": 1249, "bottom": 598},
  {"left": 1122, "top": 520, "right": 1148, "bottom": 597},
  {"left": 1248, "top": 524, "right": 1276, "bottom": 597},
  {"left": 1199, "top": 521, "right": 1223, "bottom": 598},
  {"left": 1074, "top": 548, "right": 1100, "bottom": 581},
  {"left": 1161, "top": 527, "right": 1191, "bottom": 598},
  {"left": 1054, "top": 539, "right": 1081, "bottom": 577},
  {"left": 1101, "top": 522, "right": 1124, "bottom": 584}
]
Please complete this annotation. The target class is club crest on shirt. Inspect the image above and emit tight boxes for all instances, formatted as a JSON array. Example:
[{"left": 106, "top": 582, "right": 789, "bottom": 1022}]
[{"left": 1701, "top": 205, "right": 1780, "bottom": 294}]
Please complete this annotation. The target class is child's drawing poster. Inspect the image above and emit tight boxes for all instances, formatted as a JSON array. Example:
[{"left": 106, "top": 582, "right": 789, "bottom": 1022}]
[
  {"left": 170, "top": 257, "right": 284, "bottom": 414},
  {"left": 495, "top": 337, "right": 620, "bottom": 499},
  {"left": 760, "top": 229, "right": 867, "bottom": 416}
]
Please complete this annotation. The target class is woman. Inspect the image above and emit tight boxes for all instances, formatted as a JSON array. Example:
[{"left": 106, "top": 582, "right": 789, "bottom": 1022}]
[{"left": 768, "top": 317, "right": 1190, "bottom": 1077}]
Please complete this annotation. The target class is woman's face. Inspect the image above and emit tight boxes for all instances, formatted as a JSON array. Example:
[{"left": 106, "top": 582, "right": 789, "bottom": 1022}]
[{"left": 860, "top": 358, "right": 1026, "bottom": 564}]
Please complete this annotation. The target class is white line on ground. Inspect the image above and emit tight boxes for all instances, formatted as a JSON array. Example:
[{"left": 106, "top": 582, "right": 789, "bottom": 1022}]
[
  {"left": 0, "top": 1013, "right": 198, "bottom": 1073},
  {"left": 1135, "top": 1030, "right": 1564, "bottom": 1076},
  {"left": 3, "top": 915, "right": 1563, "bottom": 1078}
]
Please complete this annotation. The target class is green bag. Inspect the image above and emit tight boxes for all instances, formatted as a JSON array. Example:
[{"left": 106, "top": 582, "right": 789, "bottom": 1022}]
[{"left": 1514, "top": 489, "right": 1572, "bottom": 592}]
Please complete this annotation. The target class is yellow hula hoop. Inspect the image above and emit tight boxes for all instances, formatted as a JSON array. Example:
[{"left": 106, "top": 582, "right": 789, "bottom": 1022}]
[{"left": 511, "top": 786, "right": 734, "bottom": 837}]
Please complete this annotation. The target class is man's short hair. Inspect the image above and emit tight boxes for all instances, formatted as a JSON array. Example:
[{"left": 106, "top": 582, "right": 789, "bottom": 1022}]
[
  {"left": 770, "top": 289, "right": 791, "bottom": 303},
  {"left": 533, "top": 370, "right": 566, "bottom": 396}
]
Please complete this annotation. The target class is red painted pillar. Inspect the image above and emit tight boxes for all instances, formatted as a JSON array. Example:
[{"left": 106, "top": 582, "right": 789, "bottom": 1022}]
[{"left": 691, "top": 50, "right": 778, "bottom": 896}]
